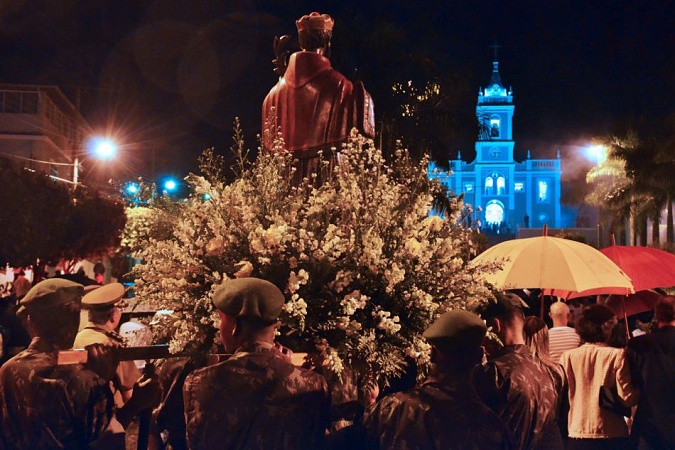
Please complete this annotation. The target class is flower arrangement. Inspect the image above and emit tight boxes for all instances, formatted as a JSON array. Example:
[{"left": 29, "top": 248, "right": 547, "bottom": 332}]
[{"left": 130, "top": 128, "right": 495, "bottom": 384}]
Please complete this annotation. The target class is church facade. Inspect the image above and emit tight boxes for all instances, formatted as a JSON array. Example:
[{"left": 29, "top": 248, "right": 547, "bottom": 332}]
[{"left": 429, "top": 57, "right": 563, "bottom": 232}]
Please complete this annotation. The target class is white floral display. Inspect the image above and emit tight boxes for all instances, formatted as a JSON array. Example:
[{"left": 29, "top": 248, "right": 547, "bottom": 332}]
[{"left": 130, "top": 130, "right": 496, "bottom": 384}]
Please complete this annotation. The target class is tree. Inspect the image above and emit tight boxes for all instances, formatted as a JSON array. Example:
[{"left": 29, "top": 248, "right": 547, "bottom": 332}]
[
  {"left": 590, "top": 128, "right": 675, "bottom": 246},
  {"left": 0, "top": 157, "right": 127, "bottom": 268}
]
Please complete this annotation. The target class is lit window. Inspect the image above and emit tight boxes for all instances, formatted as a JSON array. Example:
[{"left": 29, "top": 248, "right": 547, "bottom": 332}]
[
  {"left": 497, "top": 176, "right": 506, "bottom": 195},
  {"left": 538, "top": 180, "right": 549, "bottom": 202},
  {"left": 490, "top": 118, "right": 500, "bottom": 137},
  {"left": 485, "top": 177, "right": 494, "bottom": 195},
  {"left": 514, "top": 182, "right": 524, "bottom": 192}
]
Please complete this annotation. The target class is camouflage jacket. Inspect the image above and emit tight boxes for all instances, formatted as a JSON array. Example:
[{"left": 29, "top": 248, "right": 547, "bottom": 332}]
[
  {"left": 361, "top": 374, "right": 513, "bottom": 449},
  {"left": 473, "top": 344, "right": 561, "bottom": 450},
  {"left": 183, "top": 341, "right": 330, "bottom": 450},
  {"left": 0, "top": 337, "right": 114, "bottom": 450}
]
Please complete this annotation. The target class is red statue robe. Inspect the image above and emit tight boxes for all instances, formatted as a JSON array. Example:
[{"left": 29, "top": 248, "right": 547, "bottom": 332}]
[{"left": 262, "top": 51, "right": 374, "bottom": 181}]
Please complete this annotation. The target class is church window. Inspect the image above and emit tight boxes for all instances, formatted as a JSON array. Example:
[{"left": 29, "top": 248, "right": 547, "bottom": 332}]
[
  {"left": 485, "top": 177, "right": 494, "bottom": 195},
  {"left": 497, "top": 176, "right": 506, "bottom": 195},
  {"left": 538, "top": 180, "right": 549, "bottom": 202},
  {"left": 490, "top": 118, "right": 500, "bottom": 137}
]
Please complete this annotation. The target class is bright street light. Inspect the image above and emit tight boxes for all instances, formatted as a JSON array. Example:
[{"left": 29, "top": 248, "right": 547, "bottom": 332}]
[
  {"left": 74, "top": 136, "right": 118, "bottom": 185},
  {"left": 164, "top": 179, "right": 177, "bottom": 191},
  {"left": 126, "top": 182, "right": 139, "bottom": 194},
  {"left": 587, "top": 145, "right": 607, "bottom": 165},
  {"left": 89, "top": 137, "right": 117, "bottom": 160}
]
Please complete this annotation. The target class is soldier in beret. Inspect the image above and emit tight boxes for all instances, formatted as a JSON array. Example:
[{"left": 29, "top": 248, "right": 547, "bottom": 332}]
[
  {"left": 473, "top": 293, "right": 562, "bottom": 450},
  {"left": 360, "top": 309, "right": 513, "bottom": 449},
  {"left": 0, "top": 279, "right": 158, "bottom": 449},
  {"left": 183, "top": 277, "right": 330, "bottom": 449}
]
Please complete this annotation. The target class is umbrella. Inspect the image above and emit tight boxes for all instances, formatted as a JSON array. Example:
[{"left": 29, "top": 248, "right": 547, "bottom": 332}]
[
  {"left": 599, "top": 243, "right": 675, "bottom": 292},
  {"left": 472, "top": 234, "right": 634, "bottom": 294},
  {"left": 605, "top": 290, "right": 663, "bottom": 319}
]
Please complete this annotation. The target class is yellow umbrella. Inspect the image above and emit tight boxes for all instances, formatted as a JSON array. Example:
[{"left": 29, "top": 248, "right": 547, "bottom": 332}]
[{"left": 472, "top": 232, "right": 634, "bottom": 294}]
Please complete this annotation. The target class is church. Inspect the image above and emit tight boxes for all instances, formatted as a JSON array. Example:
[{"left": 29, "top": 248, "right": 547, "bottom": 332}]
[{"left": 429, "top": 54, "right": 565, "bottom": 233}]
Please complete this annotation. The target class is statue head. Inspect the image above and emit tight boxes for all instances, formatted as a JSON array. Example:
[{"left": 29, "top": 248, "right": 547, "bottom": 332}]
[{"left": 296, "top": 12, "right": 334, "bottom": 54}]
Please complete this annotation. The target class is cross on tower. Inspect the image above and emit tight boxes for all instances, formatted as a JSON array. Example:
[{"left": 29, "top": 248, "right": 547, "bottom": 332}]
[{"left": 490, "top": 41, "right": 502, "bottom": 61}]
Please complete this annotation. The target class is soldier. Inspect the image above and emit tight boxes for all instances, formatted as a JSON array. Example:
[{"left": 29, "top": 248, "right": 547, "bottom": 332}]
[
  {"left": 183, "top": 277, "right": 330, "bottom": 449},
  {"left": 473, "top": 293, "right": 563, "bottom": 450},
  {"left": 0, "top": 278, "right": 158, "bottom": 449},
  {"left": 73, "top": 282, "right": 142, "bottom": 441},
  {"left": 361, "top": 309, "right": 513, "bottom": 449},
  {"left": 74, "top": 282, "right": 141, "bottom": 406}
]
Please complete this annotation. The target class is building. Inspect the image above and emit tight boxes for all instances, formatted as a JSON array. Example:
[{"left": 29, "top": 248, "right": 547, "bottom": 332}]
[
  {"left": 0, "top": 84, "right": 93, "bottom": 185},
  {"left": 429, "top": 55, "right": 565, "bottom": 233}
]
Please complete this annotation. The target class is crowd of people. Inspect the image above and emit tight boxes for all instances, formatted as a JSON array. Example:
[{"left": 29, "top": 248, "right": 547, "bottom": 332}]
[{"left": 0, "top": 275, "right": 673, "bottom": 449}]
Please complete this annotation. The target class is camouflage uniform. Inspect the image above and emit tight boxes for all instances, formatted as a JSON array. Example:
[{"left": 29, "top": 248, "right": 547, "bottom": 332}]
[
  {"left": 361, "top": 374, "right": 513, "bottom": 449},
  {"left": 0, "top": 337, "right": 114, "bottom": 449},
  {"left": 473, "top": 344, "right": 561, "bottom": 450},
  {"left": 183, "top": 341, "right": 330, "bottom": 450}
]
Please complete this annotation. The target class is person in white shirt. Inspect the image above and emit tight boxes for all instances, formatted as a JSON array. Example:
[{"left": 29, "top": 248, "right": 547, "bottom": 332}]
[{"left": 548, "top": 301, "right": 581, "bottom": 363}]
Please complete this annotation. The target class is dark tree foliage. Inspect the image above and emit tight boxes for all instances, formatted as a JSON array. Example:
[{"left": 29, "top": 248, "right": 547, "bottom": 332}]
[
  {"left": 63, "top": 188, "right": 127, "bottom": 261},
  {"left": 0, "top": 157, "right": 127, "bottom": 267}
]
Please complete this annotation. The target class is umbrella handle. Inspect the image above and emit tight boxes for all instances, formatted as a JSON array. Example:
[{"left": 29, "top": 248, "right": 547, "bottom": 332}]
[{"left": 621, "top": 296, "right": 630, "bottom": 341}]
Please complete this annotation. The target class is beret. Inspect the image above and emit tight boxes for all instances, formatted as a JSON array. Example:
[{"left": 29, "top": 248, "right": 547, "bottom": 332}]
[
  {"left": 423, "top": 309, "right": 487, "bottom": 348},
  {"left": 296, "top": 12, "right": 334, "bottom": 32},
  {"left": 17, "top": 279, "right": 84, "bottom": 317},
  {"left": 212, "top": 278, "right": 284, "bottom": 323},
  {"left": 475, "top": 292, "right": 529, "bottom": 320},
  {"left": 81, "top": 282, "right": 125, "bottom": 309}
]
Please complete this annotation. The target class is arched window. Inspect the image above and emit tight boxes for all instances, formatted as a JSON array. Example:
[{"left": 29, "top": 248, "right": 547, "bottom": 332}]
[
  {"left": 497, "top": 176, "right": 506, "bottom": 195},
  {"left": 490, "top": 117, "right": 500, "bottom": 137},
  {"left": 538, "top": 180, "right": 549, "bottom": 202},
  {"left": 485, "top": 176, "right": 494, "bottom": 195}
]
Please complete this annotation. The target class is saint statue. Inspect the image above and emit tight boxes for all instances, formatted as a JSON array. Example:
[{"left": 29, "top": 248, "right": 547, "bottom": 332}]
[{"left": 262, "top": 12, "right": 375, "bottom": 182}]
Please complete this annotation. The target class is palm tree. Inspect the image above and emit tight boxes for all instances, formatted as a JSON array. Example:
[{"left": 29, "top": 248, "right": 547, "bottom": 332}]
[{"left": 598, "top": 129, "right": 675, "bottom": 246}]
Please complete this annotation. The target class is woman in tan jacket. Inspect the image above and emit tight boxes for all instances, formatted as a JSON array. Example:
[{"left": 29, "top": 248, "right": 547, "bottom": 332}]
[{"left": 560, "top": 304, "right": 638, "bottom": 450}]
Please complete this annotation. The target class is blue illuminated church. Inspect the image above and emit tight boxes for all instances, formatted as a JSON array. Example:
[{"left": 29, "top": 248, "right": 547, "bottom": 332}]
[{"left": 430, "top": 51, "right": 564, "bottom": 232}]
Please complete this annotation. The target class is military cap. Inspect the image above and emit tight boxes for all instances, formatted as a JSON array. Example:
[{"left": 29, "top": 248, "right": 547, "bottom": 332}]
[
  {"left": 475, "top": 292, "right": 529, "bottom": 320},
  {"left": 17, "top": 278, "right": 84, "bottom": 317},
  {"left": 212, "top": 278, "right": 284, "bottom": 323},
  {"left": 296, "top": 12, "right": 334, "bottom": 32},
  {"left": 423, "top": 309, "right": 487, "bottom": 348},
  {"left": 81, "top": 282, "right": 126, "bottom": 309}
]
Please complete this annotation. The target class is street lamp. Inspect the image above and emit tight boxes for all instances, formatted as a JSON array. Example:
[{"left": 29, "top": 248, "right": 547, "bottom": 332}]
[
  {"left": 585, "top": 144, "right": 607, "bottom": 247},
  {"left": 73, "top": 137, "right": 118, "bottom": 185},
  {"left": 587, "top": 145, "right": 607, "bottom": 165}
]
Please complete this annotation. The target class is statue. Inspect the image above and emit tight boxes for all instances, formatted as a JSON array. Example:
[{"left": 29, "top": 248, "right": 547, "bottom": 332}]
[{"left": 262, "top": 12, "right": 375, "bottom": 183}]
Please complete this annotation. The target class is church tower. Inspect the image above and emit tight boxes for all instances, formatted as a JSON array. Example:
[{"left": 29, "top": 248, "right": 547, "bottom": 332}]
[
  {"left": 428, "top": 44, "right": 564, "bottom": 232},
  {"left": 473, "top": 46, "right": 516, "bottom": 226}
]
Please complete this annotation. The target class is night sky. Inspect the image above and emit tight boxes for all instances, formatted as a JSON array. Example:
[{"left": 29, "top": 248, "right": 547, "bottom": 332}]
[{"left": 0, "top": 0, "right": 673, "bottom": 186}]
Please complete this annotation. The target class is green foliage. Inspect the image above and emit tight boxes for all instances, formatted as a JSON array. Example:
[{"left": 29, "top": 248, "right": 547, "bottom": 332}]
[{"left": 0, "top": 157, "right": 127, "bottom": 267}]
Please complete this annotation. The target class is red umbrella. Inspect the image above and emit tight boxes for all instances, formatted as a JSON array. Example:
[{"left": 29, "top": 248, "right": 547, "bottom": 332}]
[
  {"left": 605, "top": 290, "right": 663, "bottom": 319},
  {"left": 600, "top": 243, "right": 675, "bottom": 292}
]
